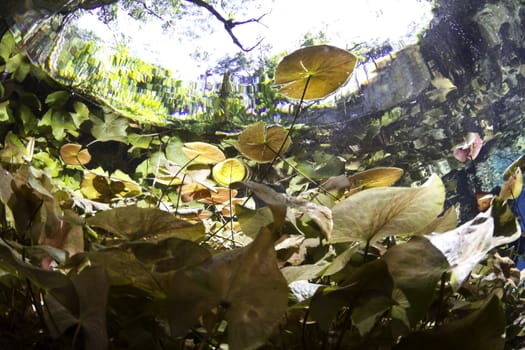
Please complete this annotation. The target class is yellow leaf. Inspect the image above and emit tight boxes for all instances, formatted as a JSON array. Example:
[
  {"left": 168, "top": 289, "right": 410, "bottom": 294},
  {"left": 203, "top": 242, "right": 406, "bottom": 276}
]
[
  {"left": 212, "top": 158, "right": 246, "bottom": 186},
  {"left": 275, "top": 45, "right": 357, "bottom": 100},
  {"left": 348, "top": 167, "right": 404, "bottom": 189},
  {"left": 238, "top": 122, "right": 291, "bottom": 163},
  {"left": 81, "top": 172, "right": 141, "bottom": 202},
  {"left": 182, "top": 142, "right": 225, "bottom": 164}
]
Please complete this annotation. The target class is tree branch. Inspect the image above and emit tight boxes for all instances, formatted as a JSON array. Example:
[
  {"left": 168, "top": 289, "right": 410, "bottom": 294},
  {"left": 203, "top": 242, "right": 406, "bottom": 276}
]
[{"left": 184, "top": 0, "right": 266, "bottom": 52}]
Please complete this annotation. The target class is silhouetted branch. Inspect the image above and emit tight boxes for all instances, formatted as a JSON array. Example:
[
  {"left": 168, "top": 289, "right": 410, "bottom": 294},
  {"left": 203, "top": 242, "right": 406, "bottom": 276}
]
[{"left": 185, "top": 0, "right": 266, "bottom": 51}]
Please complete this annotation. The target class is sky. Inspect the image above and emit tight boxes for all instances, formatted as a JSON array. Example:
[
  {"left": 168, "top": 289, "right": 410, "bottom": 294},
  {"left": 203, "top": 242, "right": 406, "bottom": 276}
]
[{"left": 76, "top": 0, "right": 434, "bottom": 81}]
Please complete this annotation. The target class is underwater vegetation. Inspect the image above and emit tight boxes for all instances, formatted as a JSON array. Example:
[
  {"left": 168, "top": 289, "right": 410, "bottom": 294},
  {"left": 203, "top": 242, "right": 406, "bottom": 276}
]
[{"left": 1, "top": 17, "right": 525, "bottom": 350}]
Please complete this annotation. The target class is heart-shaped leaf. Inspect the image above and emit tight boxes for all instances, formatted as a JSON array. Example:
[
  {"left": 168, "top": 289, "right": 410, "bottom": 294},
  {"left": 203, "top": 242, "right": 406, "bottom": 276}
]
[
  {"left": 275, "top": 45, "right": 357, "bottom": 100},
  {"left": 238, "top": 122, "right": 291, "bottom": 163},
  {"left": 165, "top": 228, "right": 288, "bottom": 350},
  {"left": 330, "top": 174, "right": 445, "bottom": 243},
  {"left": 86, "top": 206, "right": 206, "bottom": 241},
  {"left": 383, "top": 236, "right": 449, "bottom": 325}
]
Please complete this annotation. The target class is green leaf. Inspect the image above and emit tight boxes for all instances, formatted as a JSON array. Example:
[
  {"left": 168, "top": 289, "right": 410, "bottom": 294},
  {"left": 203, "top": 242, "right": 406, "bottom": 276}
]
[
  {"left": 43, "top": 266, "right": 110, "bottom": 349},
  {"left": 330, "top": 174, "right": 445, "bottom": 244},
  {"left": 128, "top": 133, "right": 157, "bottom": 151},
  {"left": 296, "top": 151, "right": 345, "bottom": 180},
  {"left": 383, "top": 236, "right": 449, "bottom": 325},
  {"left": 394, "top": 295, "right": 505, "bottom": 350},
  {"left": 70, "top": 101, "right": 90, "bottom": 127},
  {"left": 87, "top": 249, "right": 165, "bottom": 298},
  {"left": 45, "top": 90, "right": 70, "bottom": 109},
  {"left": 0, "top": 243, "right": 71, "bottom": 291},
  {"left": 39, "top": 108, "right": 77, "bottom": 140},
  {"left": 281, "top": 259, "right": 331, "bottom": 283},
  {"left": 165, "top": 228, "right": 288, "bottom": 350},
  {"left": 6, "top": 54, "right": 31, "bottom": 82},
  {"left": 0, "top": 100, "right": 13, "bottom": 122},
  {"left": 19, "top": 104, "right": 38, "bottom": 135},
  {"left": 309, "top": 259, "right": 394, "bottom": 333},
  {"left": 236, "top": 205, "right": 274, "bottom": 238},
  {"left": 91, "top": 114, "right": 129, "bottom": 142},
  {"left": 86, "top": 206, "right": 206, "bottom": 241},
  {"left": 0, "top": 32, "right": 15, "bottom": 62}
]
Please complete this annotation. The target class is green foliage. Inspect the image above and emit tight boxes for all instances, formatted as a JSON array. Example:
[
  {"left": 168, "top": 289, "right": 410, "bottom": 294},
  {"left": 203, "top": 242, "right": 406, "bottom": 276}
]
[{"left": 0, "top": 33, "right": 523, "bottom": 350}]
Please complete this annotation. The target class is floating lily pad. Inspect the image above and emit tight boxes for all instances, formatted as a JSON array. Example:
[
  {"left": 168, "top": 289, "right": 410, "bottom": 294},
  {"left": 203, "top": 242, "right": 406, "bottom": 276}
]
[
  {"left": 275, "top": 45, "right": 357, "bottom": 100},
  {"left": 212, "top": 158, "right": 246, "bottom": 186},
  {"left": 81, "top": 172, "right": 141, "bottom": 202},
  {"left": 238, "top": 122, "right": 291, "bottom": 163},
  {"left": 182, "top": 142, "right": 225, "bottom": 164},
  {"left": 60, "top": 143, "right": 91, "bottom": 165}
]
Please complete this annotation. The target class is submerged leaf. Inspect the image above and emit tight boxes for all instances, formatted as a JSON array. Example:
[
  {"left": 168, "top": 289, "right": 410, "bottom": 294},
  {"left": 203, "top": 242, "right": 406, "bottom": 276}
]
[
  {"left": 86, "top": 206, "right": 206, "bottom": 241},
  {"left": 275, "top": 45, "right": 357, "bottom": 100},
  {"left": 244, "top": 181, "right": 333, "bottom": 239},
  {"left": 310, "top": 260, "right": 394, "bottom": 334},
  {"left": 80, "top": 172, "right": 141, "bottom": 202},
  {"left": 383, "top": 236, "right": 449, "bottom": 325},
  {"left": 44, "top": 266, "right": 110, "bottom": 350},
  {"left": 91, "top": 114, "right": 128, "bottom": 142},
  {"left": 347, "top": 167, "right": 404, "bottom": 190},
  {"left": 331, "top": 174, "right": 445, "bottom": 243},
  {"left": 394, "top": 295, "right": 505, "bottom": 350},
  {"left": 425, "top": 208, "right": 520, "bottom": 290},
  {"left": 165, "top": 228, "right": 288, "bottom": 350}
]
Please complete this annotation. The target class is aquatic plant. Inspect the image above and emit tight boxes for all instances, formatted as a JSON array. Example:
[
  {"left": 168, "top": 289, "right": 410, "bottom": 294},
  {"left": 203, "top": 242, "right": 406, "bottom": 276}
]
[{"left": 1, "top": 29, "right": 524, "bottom": 350}]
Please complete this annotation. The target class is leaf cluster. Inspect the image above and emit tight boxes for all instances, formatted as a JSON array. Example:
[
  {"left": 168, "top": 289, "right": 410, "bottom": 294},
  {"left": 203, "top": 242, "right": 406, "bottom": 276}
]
[{"left": 0, "top": 37, "right": 524, "bottom": 350}]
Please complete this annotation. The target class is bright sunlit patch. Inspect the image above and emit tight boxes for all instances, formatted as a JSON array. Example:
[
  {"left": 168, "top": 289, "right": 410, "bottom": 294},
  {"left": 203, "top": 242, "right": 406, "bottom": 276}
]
[{"left": 75, "top": 0, "right": 433, "bottom": 82}]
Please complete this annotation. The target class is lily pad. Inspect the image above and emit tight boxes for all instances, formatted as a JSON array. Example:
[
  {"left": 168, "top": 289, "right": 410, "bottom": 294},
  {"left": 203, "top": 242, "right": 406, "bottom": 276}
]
[
  {"left": 238, "top": 122, "right": 291, "bottom": 163},
  {"left": 275, "top": 45, "right": 357, "bottom": 100},
  {"left": 212, "top": 158, "right": 246, "bottom": 186},
  {"left": 80, "top": 172, "right": 141, "bottom": 202},
  {"left": 182, "top": 141, "right": 225, "bottom": 164},
  {"left": 60, "top": 143, "right": 91, "bottom": 165}
]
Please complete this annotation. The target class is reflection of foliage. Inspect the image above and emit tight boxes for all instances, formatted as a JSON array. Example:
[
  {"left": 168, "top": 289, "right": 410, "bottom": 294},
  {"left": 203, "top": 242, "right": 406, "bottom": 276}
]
[
  {"left": 49, "top": 25, "right": 288, "bottom": 125},
  {"left": 1, "top": 32, "right": 525, "bottom": 350}
]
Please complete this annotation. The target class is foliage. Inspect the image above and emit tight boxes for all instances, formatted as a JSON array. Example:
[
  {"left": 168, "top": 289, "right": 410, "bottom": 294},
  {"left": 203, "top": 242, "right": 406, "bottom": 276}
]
[{"left": 0, "top": 31, "right": 525, "bottom": 350}]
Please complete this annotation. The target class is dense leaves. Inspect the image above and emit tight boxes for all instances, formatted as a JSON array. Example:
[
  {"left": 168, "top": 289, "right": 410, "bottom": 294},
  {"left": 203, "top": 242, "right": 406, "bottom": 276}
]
[{"left": 0, "top": 30, "right": 522, "bottom": 350}]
